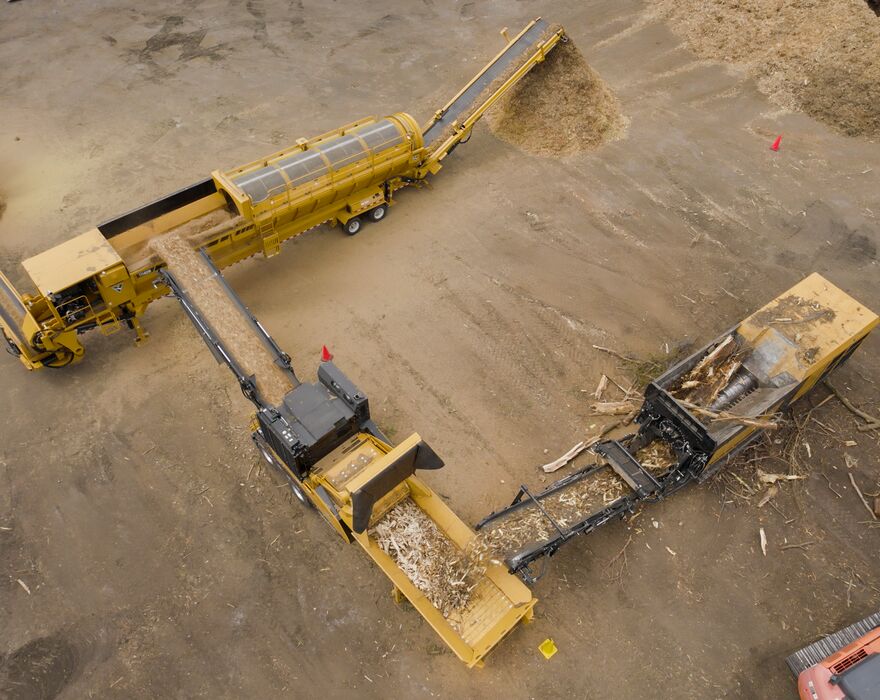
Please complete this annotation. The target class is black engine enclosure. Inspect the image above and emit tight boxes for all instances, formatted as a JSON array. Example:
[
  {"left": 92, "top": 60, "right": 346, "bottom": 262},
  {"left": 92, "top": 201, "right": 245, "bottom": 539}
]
[{"left": 256, "top": 362, "right": 378, "bottom": 479}]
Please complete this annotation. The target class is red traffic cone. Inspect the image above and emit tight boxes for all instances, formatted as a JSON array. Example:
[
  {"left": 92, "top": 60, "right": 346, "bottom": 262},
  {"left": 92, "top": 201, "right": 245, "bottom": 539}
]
[
  {"left": 770, "top": 135, "right": 782, "bottom": 152},
  {"left": 321, "top": 345, "right": 333, "bottom": 362}
]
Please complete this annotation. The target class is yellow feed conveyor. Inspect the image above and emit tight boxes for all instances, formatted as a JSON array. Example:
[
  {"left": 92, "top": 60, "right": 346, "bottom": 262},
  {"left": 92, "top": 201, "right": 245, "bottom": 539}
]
[{"left": 0, "top": 18, "right": 565, "bottom": 371}]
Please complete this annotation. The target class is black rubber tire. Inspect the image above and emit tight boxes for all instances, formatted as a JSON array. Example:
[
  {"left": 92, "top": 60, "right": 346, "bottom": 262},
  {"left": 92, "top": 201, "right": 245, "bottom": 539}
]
[
  {"left": 367, "top": 204, "right": 387, "bottom": 222},
  {"left": 343, "top": 217, "right": 362, "bottom": 235},
  {"left": 255, "top": 437, "right": 314, "bottom": 509},
  {"left": 287, "top": 479, "right": 311, "bottom": 508}
]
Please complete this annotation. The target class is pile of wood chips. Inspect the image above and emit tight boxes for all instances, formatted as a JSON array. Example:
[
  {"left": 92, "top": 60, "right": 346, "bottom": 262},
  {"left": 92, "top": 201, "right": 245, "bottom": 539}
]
[
  {"left": 487, "top": 40, "right": 626, "bottom": 157},
  {"left": 371, "top": 499, "right": 480, "bottom": 626},
  {"left": 654, "top": 0, "right": 880, "bottom": 137},
  {"left": 635, "top": 440, "right": 678, "bottom": 473}
]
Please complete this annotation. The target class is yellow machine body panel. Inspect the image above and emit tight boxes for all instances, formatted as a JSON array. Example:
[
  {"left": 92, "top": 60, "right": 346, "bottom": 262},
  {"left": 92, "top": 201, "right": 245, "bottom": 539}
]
[
  {"left": 350, "top": 477, "right": 537, "bottom": 668},
  {"left": 22, "top": 229, "right": 123, "bottom": 296},
  {"left": 736, "top": 272, "right": 878, "bottom": 392},
  {"left": 700, "top": 273, "right": 878, "bottom": 465},
  {"left": 261, "top": 431, "right": 536, "bottom": 668},
  {"left": 215, "top": 113, "right": 424, "bottom": 217}
]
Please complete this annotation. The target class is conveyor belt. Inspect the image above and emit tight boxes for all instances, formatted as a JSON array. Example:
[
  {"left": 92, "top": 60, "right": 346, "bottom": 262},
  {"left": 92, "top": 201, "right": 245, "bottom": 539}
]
[
  {"left": 475, "top": 462, "right": 637, "bottom": 581},
  {"left": 422, "top": 18, "right": 552, "bottom": 146},
  {"left": 158, "top": 246, "right": 298, "bottom": 407},
  {"left": 475, "top": 435, "right": 694, "bottom": 581}
]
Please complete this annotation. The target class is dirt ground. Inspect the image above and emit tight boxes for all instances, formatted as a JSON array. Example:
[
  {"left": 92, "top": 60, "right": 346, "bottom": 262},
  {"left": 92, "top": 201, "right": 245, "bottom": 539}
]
[{"left": 1, "top": 2, "right": 878, "bottom": 699}]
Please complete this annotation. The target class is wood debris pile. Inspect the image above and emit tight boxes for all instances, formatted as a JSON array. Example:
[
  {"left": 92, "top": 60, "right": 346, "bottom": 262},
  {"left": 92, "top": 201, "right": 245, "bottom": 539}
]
[
  {"left": 487, "top": 40, "right": 626, "bottom": 156},
  {"left": 635, "top": 440, "right": 677, "bottom": 473},
  {"left": 469, "top": 467, "right": 627, "bottom": 566},
  {"left": 371, "top": 499, "right": 479, "bottom": 624},
  {"left": 653, "top": 0, "right": 880, "bottom": 137},
  {"left": 668, "top": 335, "right": 746, "bottom": 408}
]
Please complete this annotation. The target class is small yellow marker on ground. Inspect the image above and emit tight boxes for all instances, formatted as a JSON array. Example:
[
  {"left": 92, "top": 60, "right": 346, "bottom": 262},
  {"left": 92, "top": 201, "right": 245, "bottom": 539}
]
[{"left": 539, "top": 638, "right": 558, "bottom": 659}]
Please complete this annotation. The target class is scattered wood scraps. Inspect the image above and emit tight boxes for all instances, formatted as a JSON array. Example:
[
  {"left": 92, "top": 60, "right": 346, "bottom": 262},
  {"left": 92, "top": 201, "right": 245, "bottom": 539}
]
[
  {"left": 676, "top": 399, "right": 780, "bottom": 430},
  {"left": 757, "top": 470, "right": 807, "bottom": 485},
  {"left": 590, "top": 400, "right": 637, "bottom": 416},
  {"left": 757, "top": 484, "right": 778, "bottom": 508},
  {"left": 592, "top": 344, "right": 636, "bottom": 362},
  {"left": 594, "top": 374, "right": 608, "bottom": 401},
  {"left": 541, "top": 441, "right": 589, "bottom": 474},
  {"left": 849, "top": 473, "right": 878, "bottom": 521},
  {"left": 543, "top": 406, "right": 639, "bottom": 474},
  {"left": 780, "top": 541, "right": 814, "bottom": 551}
]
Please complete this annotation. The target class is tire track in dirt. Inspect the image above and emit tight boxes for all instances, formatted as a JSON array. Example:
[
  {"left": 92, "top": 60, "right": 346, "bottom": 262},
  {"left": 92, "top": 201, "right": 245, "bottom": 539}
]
[
  {"left": 431, "top": 274, "right": 557, "bottom": 406},
  {"left": 422, "top": 256, "right": 633, "bottom": 437},
  {"left": 346, "top": 313, "right": 508, "bottom": 466}
]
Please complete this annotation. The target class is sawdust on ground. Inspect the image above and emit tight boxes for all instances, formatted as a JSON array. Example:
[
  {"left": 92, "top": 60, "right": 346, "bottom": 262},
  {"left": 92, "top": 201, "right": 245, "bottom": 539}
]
[
  {"left": 150, "top": 231, "right": 293, "bottom": 406},
  {"left": 371, "top": 498, "right": 480, "bottom": 628},
  {"left": 470, "top": 466, "right": 628, "bottom": 566},
  {"left": 654, "top": 0, "right": 880, "bottom": 137},
  {"left": 486, "top": 40, "right": 626, "bottom": 157}
]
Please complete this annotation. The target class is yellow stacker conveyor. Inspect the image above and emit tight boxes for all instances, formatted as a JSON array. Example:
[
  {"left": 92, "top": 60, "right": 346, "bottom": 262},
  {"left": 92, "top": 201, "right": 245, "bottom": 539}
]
[
  {"left": 0, "top": 18, "right": 565, "bottom": 371},
  {"left": 159, "top": 251, "right": 535, "bottom": 667}
]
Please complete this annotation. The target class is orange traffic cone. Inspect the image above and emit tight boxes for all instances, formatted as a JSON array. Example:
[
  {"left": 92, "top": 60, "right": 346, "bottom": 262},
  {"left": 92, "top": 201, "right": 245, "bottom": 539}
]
[
  {"left": 770, "top": 135, "right": 782, "bottom": 151},
  {"left": 321, "top": 345, "right": 333, "bottom": 362}
]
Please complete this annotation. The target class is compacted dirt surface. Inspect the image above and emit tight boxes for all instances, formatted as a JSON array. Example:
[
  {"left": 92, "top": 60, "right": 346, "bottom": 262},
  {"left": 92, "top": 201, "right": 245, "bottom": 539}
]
[{"left": 1, "top": 2, "right": 878, "bottom": 698}]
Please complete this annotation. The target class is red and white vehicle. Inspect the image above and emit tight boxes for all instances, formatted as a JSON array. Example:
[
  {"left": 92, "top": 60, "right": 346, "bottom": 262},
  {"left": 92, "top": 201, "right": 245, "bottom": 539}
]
[{"left": 786, "top": 612, "right": 880, "bottom": 700}]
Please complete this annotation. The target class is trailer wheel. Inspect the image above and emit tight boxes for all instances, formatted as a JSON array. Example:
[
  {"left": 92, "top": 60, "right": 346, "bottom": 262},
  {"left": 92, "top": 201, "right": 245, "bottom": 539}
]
[
  {"left": 367, "top": 204, "right": 387, "bottom": 222},
  {"left": 255, "top": 439, "right": 314, "bottom": 509},
  {"left": 287, "top": 479, "right": 312, "bottom": 508},
  {"left": 343, "top": 217, "right": 362, "bottom": 235}
]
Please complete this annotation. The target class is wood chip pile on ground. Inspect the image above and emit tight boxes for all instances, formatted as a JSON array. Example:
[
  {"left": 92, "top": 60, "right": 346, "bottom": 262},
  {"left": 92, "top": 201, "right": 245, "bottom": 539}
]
[
  {"left": 487, "top": 40, "right": 626, "bottom": 157},
  {"left": 654, "top": 0, "right": 880, "bottom": 137}
]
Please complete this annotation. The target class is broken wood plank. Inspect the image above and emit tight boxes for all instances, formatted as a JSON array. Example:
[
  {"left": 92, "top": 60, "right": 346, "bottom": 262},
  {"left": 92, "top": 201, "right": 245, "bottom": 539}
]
[{"left": 590, "top": 401, "right": 637, "bottom": 416}]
